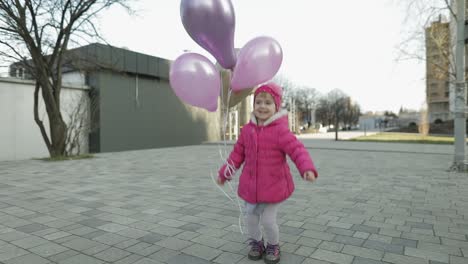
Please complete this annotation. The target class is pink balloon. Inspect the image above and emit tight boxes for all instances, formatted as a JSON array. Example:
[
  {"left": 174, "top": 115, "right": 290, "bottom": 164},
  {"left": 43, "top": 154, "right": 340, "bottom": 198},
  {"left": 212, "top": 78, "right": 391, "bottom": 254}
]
[
  {"left": 169, "top": 53, "right": 220, "bottom": 111},
  {"left": 231, "top": 36, "right": 283, "bottom": 92},
  {"left": 180, "top": 0, "right": 237, "bottom": 69}
]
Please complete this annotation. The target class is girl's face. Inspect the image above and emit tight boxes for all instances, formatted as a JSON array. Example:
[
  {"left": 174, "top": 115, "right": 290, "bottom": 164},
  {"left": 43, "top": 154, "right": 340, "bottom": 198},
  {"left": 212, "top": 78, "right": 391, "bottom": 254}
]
[{"left": 254, "top": 92, "right": 276, "bottom": 124}]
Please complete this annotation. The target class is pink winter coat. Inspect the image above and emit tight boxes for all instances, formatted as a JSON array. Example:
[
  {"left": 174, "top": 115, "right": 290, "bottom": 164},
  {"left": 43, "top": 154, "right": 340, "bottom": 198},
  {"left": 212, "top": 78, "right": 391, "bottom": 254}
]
[{"left": 218, "top": 110, "right": 318, "bottom": 204}]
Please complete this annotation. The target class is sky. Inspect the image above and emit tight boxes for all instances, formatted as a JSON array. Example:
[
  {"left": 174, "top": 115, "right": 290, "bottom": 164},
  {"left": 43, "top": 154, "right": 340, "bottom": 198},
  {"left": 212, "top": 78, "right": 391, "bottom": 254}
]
[{"left": 98, "top": 0, "right": 426, "bottom": 113}]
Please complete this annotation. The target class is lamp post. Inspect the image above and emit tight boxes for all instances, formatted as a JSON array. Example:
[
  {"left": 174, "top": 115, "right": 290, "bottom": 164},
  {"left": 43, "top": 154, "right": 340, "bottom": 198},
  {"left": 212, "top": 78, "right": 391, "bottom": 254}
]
[{"left": 452, "top": 0, "right": 467, "bottom": 172}]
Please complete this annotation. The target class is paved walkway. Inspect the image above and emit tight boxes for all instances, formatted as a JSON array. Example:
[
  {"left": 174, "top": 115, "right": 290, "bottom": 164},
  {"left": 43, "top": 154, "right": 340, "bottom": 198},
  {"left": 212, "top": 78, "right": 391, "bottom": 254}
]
[{"left": 0, "top": 140, "right": 467, "bottom": 264}]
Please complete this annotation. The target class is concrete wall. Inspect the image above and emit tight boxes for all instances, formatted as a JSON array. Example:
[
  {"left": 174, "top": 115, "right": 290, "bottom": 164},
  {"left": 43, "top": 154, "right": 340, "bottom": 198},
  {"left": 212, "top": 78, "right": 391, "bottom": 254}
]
[
  {"left": 92, "top": 71, "right": 223, "bottom": 153},
  {"left": 0, "top": 77, "right": 89, "bottom": 161}
]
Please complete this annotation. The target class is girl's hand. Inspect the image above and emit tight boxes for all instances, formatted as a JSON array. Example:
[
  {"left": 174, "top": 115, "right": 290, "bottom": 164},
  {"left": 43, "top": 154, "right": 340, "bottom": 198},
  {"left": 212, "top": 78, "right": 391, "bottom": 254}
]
[
  {"left": 216, "top": 177, "right": 225, "bottom": 186},
  {"left": 304, "top": 171, "right": 316, "bottom": 182}
]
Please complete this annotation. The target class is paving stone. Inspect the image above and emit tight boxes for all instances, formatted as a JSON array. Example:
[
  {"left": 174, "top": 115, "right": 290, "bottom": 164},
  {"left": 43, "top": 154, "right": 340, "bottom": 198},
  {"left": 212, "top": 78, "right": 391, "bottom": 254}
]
[
  {"left": 284, "top": 220, "right": 305, "bottom": 228},
  {"left": 3, "top": 253, "right": 50, "bottom": 264},
  {"left": 278, "top": 252, "right": 306, "bottom": 264},
  {"left": 401, "top": 232, "right": 440, "bottom": 244},
  {"left": 351, "top": 225, "right": 380, "bottom": 234},
  {"left": 342, "top": 245, "right": 383, "bottom": 261},
  {"left": 318, "top": 241, "right": 344, "bottom": 252},
  {"left": 128, "top": 243, "right": 162, "bottom": 256},
  {"left": 114, "top": 239, "right": 140, "bottom": 249},
  {"left": 295, "top": 246, "right": 316, "bottom": 257},
  {"left": 176, "top": 231, "right": 200, "bottom": 241},
  {"left": 391, "top": 237, "right": 417, "bottom": 248},
  {"left": 179, "top": 223, "right": 204, "bottom": 232},
  {"left": 113, "top": 254, "right": 144, "bottom": 264},
  {"left": 139, "top": 233, "right": 167, "bottom": 244},
  {"left": 45, "top": 250, "right": 79, "bottom": 263},
  {"left": 302, "top": 230, "right": 335, "bottom": 241},
  {"left": 378, "top": 228, "right": 401, "bottom": 238},
  {"left": 62, "top": 237, "right": 103, "bottom": 251},
  {"left": 212, "top": 252, "right": 244, "bottom": 264},
  {"left": 0, "top": 231, "right": 30, "bottom": 242},
  {"left": 29, "top": 242, "right": 69, "bottom": 257},
  {"left": 10, "top": 236, "right": 49, "bottom": 249},
  {"left": 93, "top": 232, "right": 130, "bottom": 245},
  {"left": 382, "top": 252, "right": 427, "bottom": 264},
  {"left": 281, "top": 242, "right": 301, "bottom": 253},
  {"left": 368, "top": 234, "right": 393, "bottom": 244},
  {"left": 132, "top": 257, "right": 164, "bottom": 264},
  {"left": 406, "top": 221, "right": 433, "bottom": 230},
  {"left": 363, "top": 240, "right": 404, "bottom": 254},
  {"left": 167, "top": 253, "right": 212, "bottom": 264},
  {"left": 155, "top": 237, "right": 193, "bottom": 251},
  {"left": 93, "top": 247, "right": 132, "bottom": 262},
  {"left": 334, "top": 235, "right": 365, "bottom": 247},
  {"left": 57, "top": 253, "right": 103, "bottom": 264},
  {"left": 67, "top": 226, "right": 97, "bottom": 236},
  {"left": 352, "top": 256, "right": 388, "bottom": 264},
  {"left": 218, "top": 241, "right": 247, "bottom": 254},
  {"left": 404, "top": 247, "right": 448, "bottom": 263},
  {"left": 0, "top": 244, "right": 29, "bottom": 261},
  {"left": 279, "top": 226, "right": 304, "bottom": 235},
  {"left": 14, "top": 223, "right": 49, "bottom": 234},
  {"left": 81, "top": 230, "right": 108, "bottom": 239},
  {"left": 296, "top": 237, "right": 322, "bottom": 248},
  {"left": 310, "top": 249, "right": 354, "bottom": 264},
  {"left": 181, "top": 244, "right": 222, "bottom": 261},
  {"left": 76, "top": 218, "right": 109, "bottom": 228},
  {"left": 327, "top": 221, "right": 353, "bottom": 229},
  {"left": 450, "top": 256, "right": 468, "bottom": 264}
]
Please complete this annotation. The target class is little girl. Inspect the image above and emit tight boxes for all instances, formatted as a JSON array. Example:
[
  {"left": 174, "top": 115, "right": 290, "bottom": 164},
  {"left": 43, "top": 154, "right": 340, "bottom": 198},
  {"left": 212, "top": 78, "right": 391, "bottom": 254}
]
[{"left": 217, "top": 82, "right": 318, "bottom": 264}]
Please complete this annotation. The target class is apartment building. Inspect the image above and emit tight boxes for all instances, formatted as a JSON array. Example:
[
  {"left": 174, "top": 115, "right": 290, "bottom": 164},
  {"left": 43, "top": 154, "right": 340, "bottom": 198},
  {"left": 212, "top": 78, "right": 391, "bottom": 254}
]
[{"left": 425, "top": 18, "right": 451, "bottom": 123}]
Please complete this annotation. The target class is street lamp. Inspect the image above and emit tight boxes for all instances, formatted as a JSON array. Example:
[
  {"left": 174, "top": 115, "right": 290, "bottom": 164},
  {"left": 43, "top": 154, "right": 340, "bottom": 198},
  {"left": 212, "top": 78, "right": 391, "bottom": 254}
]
[{"left": 452, "top": 0, "right": 468, "bottom": 171}]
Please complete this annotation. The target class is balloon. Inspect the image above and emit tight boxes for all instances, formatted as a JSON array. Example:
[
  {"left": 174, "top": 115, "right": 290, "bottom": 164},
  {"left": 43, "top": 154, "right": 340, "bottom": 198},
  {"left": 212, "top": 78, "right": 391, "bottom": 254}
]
[
  {"left": 216, "top": 59, "right": 254, "bottom": 108},
  {"left": 169, "top": 53, "right": 220, "bottom": 112},
  {"left": 231, "top": 36, "right": 283, "bottom": 92},
  {"left": 180, "top": 0, "right": 237, "bottom": 69},
  {"left": 219, "top": 69, "right": 254, "bottom": 108}
]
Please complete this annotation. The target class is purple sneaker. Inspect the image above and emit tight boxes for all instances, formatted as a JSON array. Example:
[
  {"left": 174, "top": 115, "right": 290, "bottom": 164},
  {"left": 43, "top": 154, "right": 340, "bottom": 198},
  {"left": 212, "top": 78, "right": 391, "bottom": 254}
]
[
  {"left": 247, "top": 239, "right": 265, "bottom": 260},
  {"left": 264, "top": 243, "right": 280, "bottom": 264}
]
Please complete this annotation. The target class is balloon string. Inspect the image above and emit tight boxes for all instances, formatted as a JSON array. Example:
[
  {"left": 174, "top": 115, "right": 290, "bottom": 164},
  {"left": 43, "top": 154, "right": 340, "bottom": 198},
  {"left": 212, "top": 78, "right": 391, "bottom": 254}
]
[{"left": 210, "top": 80, "right": 245, "bottom": 235}]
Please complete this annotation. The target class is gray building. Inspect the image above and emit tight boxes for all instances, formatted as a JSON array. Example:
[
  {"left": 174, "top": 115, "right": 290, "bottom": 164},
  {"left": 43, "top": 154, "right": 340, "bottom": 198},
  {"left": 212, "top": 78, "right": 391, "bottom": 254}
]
[{"left": 60, "top": 43, "right": 227, "bottom": 153}]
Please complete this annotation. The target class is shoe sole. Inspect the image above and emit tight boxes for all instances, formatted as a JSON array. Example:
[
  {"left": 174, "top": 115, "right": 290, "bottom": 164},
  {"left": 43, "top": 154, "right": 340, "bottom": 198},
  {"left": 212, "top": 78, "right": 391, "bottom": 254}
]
[
  {"left": 248, "top": 254, "right": 263, "bottom": 261},
  {"left": 264, "top": 257, "right": 280, "bottom": 264}
]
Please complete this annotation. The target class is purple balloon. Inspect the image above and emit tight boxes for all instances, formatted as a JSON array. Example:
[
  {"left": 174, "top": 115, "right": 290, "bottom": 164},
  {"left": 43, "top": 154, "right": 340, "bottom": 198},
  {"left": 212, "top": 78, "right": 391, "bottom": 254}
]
[
  {"left": 180, "top": 0, "right": 236, "bottom": 69},
  {"left": 231, "top": 36, "right": 283, "bottom": 92},
  {"left": 169, "top": 53, "right": 220, "bottom": 112}
]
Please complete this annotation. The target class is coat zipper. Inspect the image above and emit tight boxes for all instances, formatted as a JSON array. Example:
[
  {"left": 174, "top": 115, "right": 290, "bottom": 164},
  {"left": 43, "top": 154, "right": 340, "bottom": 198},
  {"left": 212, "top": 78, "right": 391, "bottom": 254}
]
[{"left": 255, "top": 127, "right": 259, "bottom": 203}]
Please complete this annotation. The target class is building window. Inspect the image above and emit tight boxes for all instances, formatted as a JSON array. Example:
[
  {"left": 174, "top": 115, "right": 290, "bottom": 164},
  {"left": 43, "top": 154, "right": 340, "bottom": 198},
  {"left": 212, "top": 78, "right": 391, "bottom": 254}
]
[{"left": 15, "top": 67, "right": 24, "bottom": 79}]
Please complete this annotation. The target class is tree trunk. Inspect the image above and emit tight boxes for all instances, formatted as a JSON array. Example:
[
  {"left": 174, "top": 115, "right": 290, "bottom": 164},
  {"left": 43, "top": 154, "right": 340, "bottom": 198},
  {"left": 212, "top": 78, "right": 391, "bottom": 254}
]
[
  {"left": 34, "top": 78, "right": 68, "bottom": 158},
  {"left": 335, "top": 119, "right": 339, "bottom": 141},
  {"left": 335, "top": 110, "right": 339, "bottom": 141},
  {"left": 49, "top": 116, "right": 67, "bottom": 157}
]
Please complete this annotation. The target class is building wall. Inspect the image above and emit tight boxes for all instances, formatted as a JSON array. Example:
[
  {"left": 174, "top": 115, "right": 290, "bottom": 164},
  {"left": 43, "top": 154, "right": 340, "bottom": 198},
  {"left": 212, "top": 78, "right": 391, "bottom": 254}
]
[
  {"left": 0, "top": 78, "right": 89, "bottom": 161},
  {"left": 426, "top": 20, "right": 451, "bottom": 123},
  {"left": 92, "top": 71, "right": 223, "bottom": 153}
]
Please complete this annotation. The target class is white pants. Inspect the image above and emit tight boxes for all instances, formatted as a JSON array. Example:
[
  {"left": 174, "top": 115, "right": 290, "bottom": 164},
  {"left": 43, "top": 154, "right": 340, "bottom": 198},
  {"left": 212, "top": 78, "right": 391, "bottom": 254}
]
[{"left": 245, "top": 202, "right": 280, "bottom": 245}]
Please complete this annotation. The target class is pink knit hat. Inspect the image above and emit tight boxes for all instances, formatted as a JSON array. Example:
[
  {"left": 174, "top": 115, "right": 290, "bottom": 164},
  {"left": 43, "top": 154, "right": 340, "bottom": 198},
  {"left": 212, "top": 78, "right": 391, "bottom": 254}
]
[{"left": 254, "top": 82, "right": 283, "bottom": 111}]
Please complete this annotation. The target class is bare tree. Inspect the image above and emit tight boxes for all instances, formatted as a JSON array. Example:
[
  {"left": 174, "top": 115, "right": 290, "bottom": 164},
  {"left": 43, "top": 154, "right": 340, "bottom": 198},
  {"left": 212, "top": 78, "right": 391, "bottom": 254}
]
[
  {"left": 342, "top": 98, "right": 361, "bottom": 130},
  {"left": 316, "top": 97, "right": 333, "bottom": 128},
  {"left": 273, "top": 74, "right": 297, "bottom": 110},
  {"left": 0, "top": 0, "right": 131, "bottom": 158},
  {"left": 294, "top": 86, "right": 319, "bottom": 127},
  {"left": 315, "top": 89, "right": 351, "bottom": 140}
]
